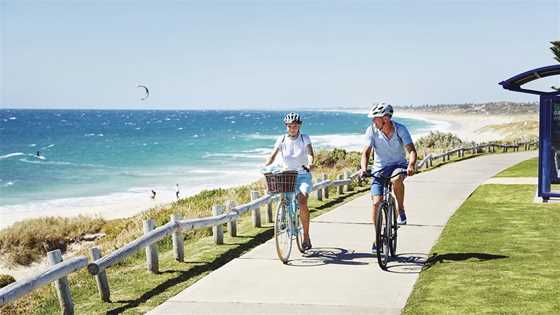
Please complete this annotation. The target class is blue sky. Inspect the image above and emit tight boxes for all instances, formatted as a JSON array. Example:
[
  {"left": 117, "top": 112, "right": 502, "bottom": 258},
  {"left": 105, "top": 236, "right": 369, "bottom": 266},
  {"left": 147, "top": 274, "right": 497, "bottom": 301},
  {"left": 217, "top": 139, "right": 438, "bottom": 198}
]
[{"left": 1, "top": 0, "right": 559, "bottom": 109}]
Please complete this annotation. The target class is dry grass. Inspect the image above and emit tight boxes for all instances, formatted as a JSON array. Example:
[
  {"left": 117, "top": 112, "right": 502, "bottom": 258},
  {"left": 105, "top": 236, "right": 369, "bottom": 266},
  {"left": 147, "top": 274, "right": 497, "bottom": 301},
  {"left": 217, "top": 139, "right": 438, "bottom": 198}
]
[
  {"left": 0, "top": 216, "right": 106, "bottom": 266},
  {"left": 478, "top": 120, "right": 538, "bottom": 141}
]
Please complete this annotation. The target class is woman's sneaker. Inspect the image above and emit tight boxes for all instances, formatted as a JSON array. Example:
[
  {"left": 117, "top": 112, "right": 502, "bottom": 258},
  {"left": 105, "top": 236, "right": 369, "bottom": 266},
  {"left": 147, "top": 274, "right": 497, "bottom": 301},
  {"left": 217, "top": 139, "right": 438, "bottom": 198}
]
[{"left": 397, "top": 211, "right": 407, "bottom": 225}]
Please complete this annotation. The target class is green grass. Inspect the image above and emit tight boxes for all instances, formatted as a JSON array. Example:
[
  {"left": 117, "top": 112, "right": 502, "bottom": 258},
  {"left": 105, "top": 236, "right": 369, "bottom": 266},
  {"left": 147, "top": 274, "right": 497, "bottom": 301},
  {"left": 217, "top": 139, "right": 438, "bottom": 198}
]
[
  {"left": 1, "top": 184, "right": 369, "bottom": 315},
  {"left": 495, "top": 157, "right": 538, "bottom": 177},
  {"left": 403, "top": 184, "right": 560, "bottom": 314}
]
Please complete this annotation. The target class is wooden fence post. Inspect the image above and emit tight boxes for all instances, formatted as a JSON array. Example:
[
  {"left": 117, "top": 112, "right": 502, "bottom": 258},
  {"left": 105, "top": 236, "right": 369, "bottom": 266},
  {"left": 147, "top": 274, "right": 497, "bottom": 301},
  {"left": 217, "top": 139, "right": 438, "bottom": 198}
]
[
  {"left": 316, "top": 178, "right": 323, "bottom": 201},
  {"left": 322, "top": 174, "right": 329, "bottom": 199},
  {"left": 266, "top": 197, "right": 274, "bottom": 223},
  {"left": 47, "top": 249, "right": 74, "bottom": 315},
  {"left": 90, "top": 247, "right": 110, "bottom": 302},
  {"left": 345, "top": 171, "right": 353, "bottom": 192},
  {"left": 143, "top": 219, "right": 158, "bottom": 273},
  {"left": 226, "top": 200, "right": 238, "bottom": 237},
  {"left": 212, "top": 205, "right": 224, "bottom": 245},
  {"left": 171, "top": 214, "right": 184, "bottom": 262},
  {"left": 338, "top": 174, "right": 344, "bottom": 195},
  {"left": 250, "top": 191, "right": 261, "bottom": 228}
]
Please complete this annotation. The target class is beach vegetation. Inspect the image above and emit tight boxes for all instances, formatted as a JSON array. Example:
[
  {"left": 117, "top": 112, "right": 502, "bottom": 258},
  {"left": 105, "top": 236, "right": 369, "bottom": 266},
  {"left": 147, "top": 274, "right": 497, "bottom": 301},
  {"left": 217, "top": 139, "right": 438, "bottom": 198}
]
[
  {"left": 414, "top": 131, "right": 464, "bottom": 153},
  {"left": 398, "top": 101, "right": 538, "bottom": 115},
  {"left": 315, "top": 148, "right": 361, "bottom": 170},
  {"left": 478, "top": 120, "right": 538, "bottom": 142},
  {"left": 0, "top": 216, "right": 106, "bottom": 267},
  {"left": 0, "top": 274, "right": 16, "bottom": 288}
]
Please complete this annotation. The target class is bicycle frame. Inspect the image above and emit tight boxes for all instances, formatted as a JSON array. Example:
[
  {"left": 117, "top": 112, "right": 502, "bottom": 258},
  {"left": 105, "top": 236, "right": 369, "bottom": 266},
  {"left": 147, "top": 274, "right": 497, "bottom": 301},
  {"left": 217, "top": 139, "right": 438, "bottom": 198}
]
[{"left": 365, "top": 168, "right": 406, "bottom": 269}]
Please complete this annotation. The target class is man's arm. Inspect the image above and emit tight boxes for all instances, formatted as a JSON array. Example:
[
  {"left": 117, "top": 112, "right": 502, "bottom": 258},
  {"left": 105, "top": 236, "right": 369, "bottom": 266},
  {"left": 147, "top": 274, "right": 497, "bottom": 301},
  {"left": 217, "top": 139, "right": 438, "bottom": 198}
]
[
  {"left": 360, "top": 145, "right": 372, "bottom": 176},
  {"left": 405, "top": 143, "right": 417, "bottom": 176}
]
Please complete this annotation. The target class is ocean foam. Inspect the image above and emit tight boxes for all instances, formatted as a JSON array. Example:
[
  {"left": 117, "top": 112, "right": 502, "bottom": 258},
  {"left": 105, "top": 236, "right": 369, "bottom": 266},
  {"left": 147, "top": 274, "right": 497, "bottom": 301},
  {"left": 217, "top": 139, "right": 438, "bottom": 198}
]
[
  {"left": 312, "top": 134, "right": 365, "bottom": 151},
  {"left": 243, "top": 134, "right": 277, "bottom": 140},
  {"left": 0, "top": 152, "right": 25, "bottom": 160}
]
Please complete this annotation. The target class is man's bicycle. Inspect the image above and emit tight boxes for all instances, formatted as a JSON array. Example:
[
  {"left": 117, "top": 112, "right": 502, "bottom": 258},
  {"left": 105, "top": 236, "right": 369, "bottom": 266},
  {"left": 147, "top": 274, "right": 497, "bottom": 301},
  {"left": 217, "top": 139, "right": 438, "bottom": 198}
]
[
  {"left": 363, "top": 168, "right": 407, "bottom": 270},
  {"left": 264, "top": 171, "right": 305, "bottom": 264}
]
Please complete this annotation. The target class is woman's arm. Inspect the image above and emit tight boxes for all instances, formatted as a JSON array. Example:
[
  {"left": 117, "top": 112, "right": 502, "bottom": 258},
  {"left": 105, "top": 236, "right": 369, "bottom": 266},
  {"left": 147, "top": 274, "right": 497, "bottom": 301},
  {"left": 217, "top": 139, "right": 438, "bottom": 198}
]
[
  {"left": 265, "top": 147, "right": 280, "bottom": 166},
  {"left": 306, "top": 144, "right": 315, "bottom": 169}
]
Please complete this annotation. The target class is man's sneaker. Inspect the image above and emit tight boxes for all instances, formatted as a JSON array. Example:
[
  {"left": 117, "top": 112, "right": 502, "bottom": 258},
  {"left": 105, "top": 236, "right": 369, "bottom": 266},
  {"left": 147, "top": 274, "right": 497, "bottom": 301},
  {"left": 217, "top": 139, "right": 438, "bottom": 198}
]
[
  {"left": 397, "top": 211, "right": 407, "bottom": 225},
  {"left": 371, "top": 243, "right": 383, "bottom": 254}
]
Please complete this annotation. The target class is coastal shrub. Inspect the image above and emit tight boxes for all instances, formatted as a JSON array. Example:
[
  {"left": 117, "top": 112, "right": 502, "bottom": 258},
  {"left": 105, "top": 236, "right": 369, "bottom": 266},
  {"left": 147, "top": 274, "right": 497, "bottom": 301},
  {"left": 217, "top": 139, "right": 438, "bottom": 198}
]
[
  {"left": 415, "top": 131, "right": 464, "bottom": 153},
  {"left": 0, "top": 216, "right": 106, "bottom": 266},
  {"left": 0, "top": 274, "right": 16, "bottom": 288},
  {"left": 315, "top": 148, "right": 361, "bottom": 170}
]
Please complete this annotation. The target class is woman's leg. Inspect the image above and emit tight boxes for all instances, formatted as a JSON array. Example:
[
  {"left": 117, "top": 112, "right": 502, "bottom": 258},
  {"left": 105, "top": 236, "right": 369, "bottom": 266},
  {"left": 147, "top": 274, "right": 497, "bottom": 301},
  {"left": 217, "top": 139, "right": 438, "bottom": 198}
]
[{"left": 298, "top": 193, "right": 310, "bottom": 243}]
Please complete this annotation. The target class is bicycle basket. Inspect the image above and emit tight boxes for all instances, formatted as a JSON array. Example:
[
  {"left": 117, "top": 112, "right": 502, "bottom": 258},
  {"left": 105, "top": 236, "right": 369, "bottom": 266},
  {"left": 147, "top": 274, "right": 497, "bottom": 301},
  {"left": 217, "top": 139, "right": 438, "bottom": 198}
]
[{"left": 264, "top": 171, "right": 298, "bottom": 193}]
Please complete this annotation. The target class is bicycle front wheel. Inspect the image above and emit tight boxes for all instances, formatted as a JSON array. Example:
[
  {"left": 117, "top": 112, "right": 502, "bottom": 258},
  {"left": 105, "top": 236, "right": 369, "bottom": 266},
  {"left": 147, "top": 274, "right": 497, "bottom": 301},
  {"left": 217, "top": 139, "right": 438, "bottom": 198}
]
[
  {"left": 375, "top": 203, "right": 390, "bottom": 270},
  {"left": 274, "top": 200, "right": 292, "bottom": 264},
  {"left": 388, "top": 196, "right": 398, "bottom": 257},
  {"left": 294, "top": 208, "right": 305, "bottom": 253}
]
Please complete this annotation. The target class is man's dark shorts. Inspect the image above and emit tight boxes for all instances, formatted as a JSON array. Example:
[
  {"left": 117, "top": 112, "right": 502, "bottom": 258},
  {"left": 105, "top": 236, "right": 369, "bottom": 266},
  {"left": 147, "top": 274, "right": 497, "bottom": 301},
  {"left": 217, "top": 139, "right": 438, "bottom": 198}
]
[{"left": 370, "top": 163, "right": 408, "bottom": 196}]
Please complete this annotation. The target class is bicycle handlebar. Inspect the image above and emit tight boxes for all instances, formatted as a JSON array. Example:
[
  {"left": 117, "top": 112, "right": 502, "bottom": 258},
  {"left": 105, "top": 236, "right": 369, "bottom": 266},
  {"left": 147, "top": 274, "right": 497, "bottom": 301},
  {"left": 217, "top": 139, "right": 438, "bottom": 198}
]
[{"left": 361, "top": 168, "right": 407, "bottom": 180}]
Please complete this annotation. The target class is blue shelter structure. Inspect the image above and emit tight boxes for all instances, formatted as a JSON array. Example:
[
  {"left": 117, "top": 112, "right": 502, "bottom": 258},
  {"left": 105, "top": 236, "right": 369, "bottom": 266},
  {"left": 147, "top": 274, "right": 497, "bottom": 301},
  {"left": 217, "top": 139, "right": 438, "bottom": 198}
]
[{"left": 500, "top": 65, "right": 560, "bottom": 201}]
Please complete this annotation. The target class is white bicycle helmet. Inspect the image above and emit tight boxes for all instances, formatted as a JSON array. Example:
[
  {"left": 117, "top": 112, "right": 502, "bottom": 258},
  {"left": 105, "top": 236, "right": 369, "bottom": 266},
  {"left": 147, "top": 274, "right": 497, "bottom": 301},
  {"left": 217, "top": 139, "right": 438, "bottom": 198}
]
[
  {"left": 283, "top": 112, "right": 302, "bottom": 124},
  {"left": 367, "top": 102, "right": 394, "bottom": 118}
]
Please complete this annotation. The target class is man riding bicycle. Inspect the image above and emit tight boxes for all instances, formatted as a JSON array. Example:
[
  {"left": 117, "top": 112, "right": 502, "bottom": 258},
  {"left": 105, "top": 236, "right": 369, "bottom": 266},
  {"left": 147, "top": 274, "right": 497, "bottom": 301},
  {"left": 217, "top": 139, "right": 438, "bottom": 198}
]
[
  {"left": 359, "top": 102, "right": 417, "bottom": 253},
  {"left": 265, "top": 112, "right": 315, "bottom": 250}
]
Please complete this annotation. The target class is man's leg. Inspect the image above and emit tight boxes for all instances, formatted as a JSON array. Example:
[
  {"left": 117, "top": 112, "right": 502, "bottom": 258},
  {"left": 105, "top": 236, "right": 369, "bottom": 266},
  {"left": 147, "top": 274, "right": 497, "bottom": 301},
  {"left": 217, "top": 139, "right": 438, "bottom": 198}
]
[
  {"left": 372, "top": 194, "right": 383, "bottom": 252},
  {"left": 372, "top": 195, "right": 384, "bottom": 225},
  {"left": 298, "top": 193, "right": 310, "bottom": 243},
  {"left": 391, "top": 175, "right": 405, "bottom": 212},
  {"left": 392, "top": 174, "right": 407, "bottom": 224}
]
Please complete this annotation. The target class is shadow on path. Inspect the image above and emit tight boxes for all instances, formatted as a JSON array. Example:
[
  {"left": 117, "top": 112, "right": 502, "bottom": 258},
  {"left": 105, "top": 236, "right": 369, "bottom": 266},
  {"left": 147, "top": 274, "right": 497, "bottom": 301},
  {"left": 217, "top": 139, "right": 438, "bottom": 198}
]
[
  {"left": 423, "top": 252, "right": 508, "bottom": 270},
  {"left": 288, "top": 247, "right": 371, "bottom": 267}
]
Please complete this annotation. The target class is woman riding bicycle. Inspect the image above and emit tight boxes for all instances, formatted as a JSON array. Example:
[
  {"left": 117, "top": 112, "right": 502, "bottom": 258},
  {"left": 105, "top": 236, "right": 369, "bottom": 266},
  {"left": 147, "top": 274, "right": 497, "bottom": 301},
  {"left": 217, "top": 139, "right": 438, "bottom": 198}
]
[{"left": 265, "top": 112, "right": 315, "bottom": 250}]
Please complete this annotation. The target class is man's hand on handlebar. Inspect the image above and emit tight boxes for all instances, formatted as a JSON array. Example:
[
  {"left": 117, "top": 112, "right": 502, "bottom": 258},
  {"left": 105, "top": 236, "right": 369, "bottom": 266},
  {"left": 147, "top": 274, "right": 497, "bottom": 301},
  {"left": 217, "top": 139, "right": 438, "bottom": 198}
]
[{"left": 407, "top": 164, "right": 415, "bottom": 177}]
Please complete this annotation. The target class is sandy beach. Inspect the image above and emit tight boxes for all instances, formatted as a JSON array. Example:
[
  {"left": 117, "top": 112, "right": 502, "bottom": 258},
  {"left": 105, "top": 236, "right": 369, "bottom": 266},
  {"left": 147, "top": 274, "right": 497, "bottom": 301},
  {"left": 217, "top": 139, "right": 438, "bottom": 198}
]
[
  {"left": 396, "top": 110, "right": 538, "bottom": 143},
  {"left": 0, "top": 172, "right": 263, "bottom": 231}
]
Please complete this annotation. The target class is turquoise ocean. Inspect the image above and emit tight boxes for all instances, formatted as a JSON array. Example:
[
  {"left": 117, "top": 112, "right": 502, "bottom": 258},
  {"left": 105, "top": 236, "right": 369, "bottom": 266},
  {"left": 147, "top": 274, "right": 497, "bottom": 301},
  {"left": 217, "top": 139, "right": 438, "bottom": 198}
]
[{"left": 0, "top": 109, "right": 435, "bottom": 226}]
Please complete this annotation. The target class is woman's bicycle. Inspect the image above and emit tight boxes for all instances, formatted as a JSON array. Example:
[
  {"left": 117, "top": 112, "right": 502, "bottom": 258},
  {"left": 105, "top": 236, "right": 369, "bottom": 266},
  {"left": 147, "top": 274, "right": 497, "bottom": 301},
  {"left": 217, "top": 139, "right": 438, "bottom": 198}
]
[
  {"left": 264, "top": 171, "right": 305, "bottom": 264},
  {"left": 363, "top": 168, "right": 407, "bottom": 270}
]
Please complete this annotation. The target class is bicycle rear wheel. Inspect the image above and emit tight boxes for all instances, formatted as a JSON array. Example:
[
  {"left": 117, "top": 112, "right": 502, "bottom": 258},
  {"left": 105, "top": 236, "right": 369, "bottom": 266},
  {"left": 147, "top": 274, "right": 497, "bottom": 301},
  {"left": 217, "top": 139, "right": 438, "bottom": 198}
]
[
  {"left": 274, "top": 199, "right": 292, "bottom": 264},
  {"left": 375, "top": 203, "right": 390, "bottom": 270},
  {"left": 388, "top": 196, "right": 398, "bottom": 257}
]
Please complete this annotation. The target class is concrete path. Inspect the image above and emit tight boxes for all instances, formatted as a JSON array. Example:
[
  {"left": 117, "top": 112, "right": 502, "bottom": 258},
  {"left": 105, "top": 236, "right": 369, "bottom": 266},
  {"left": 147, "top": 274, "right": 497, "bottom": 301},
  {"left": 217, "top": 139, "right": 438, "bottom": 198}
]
[{"left": 148, "top": 151, "right": 537, "bottom": 315}]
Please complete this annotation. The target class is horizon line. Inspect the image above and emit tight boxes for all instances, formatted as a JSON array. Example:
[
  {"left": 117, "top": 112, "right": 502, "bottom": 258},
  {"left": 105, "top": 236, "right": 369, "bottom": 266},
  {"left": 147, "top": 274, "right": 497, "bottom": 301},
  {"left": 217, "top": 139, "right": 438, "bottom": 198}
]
[{"left": 0, "top": 100, "right": 538, "bottom": 111}]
